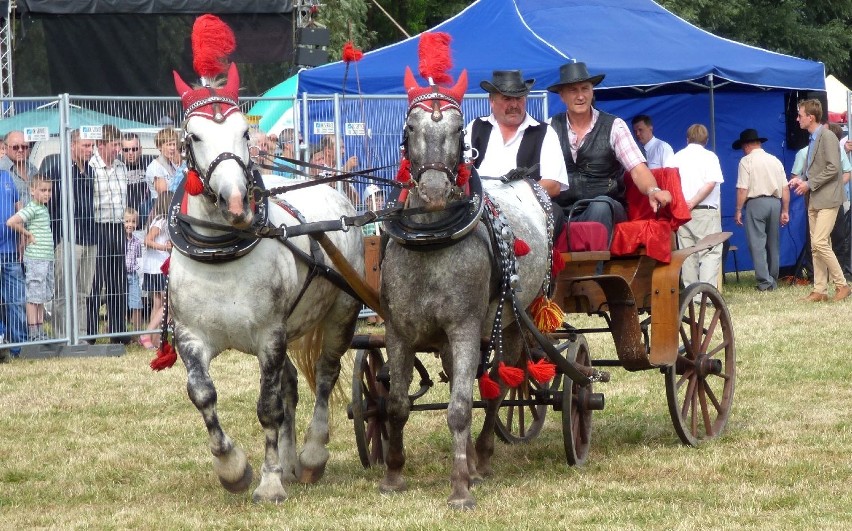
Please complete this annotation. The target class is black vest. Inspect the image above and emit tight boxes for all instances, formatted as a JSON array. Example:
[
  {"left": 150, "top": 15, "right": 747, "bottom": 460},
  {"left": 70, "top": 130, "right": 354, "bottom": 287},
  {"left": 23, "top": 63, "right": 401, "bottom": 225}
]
[
  {"left": 550, "top": 111, "right": 625, "bottom": 208},
  {"left": 470, "top": 117, "right": 547, "bottom": 179}
]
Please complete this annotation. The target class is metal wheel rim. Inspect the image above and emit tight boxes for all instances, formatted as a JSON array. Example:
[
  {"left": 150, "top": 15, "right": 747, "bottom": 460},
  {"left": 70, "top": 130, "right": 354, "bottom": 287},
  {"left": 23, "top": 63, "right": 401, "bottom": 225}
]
[
  {"left": 665, "top": 282, "right": 736, "bottom": 446},
  {"left": 562, "top": 335, "right": 593, "bottom": 466},
  {"left": 351, "top": 348, "right": 389, "bottom": 467}
]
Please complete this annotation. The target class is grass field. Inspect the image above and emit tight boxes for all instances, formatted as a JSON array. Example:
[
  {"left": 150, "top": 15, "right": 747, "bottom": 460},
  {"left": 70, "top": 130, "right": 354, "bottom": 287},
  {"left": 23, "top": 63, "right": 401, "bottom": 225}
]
[{"left": 1, "top": 272, "right": 851, "bottom": 529}]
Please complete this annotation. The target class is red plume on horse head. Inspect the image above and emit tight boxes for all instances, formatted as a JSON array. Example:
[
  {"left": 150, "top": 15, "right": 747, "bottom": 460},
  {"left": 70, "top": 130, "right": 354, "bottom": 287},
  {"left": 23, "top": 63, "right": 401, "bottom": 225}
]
[
  {"left": 403, "top": 32, "right": 468, "bottom": 106},
  {"left": 173, "top": 14, "right": 241, "bottom": 116}
]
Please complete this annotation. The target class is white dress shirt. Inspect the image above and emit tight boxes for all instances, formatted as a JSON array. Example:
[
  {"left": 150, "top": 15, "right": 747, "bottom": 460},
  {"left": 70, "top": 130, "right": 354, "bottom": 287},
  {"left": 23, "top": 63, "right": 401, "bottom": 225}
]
[
  {"left": 465, "top": 113, "right": 568, "bottom": 187},
  {"left": 643, "top": 135, "right": 674, "bottom": 169},
  {"left": 669, "top": 143, "right": 723, "bottom": 208}
]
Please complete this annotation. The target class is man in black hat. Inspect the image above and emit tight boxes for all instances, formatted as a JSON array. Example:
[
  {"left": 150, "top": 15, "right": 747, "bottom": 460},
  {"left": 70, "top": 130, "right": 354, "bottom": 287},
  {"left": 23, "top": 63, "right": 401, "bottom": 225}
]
[
  {"left": 547, "top": 62, "right": 671, "bottom": 240},
  {"left": 732, "top": 128, "right": 789, "bottom": 292},
  {"left": 465, "top": 70, "right": 568, "bottom": 199}
]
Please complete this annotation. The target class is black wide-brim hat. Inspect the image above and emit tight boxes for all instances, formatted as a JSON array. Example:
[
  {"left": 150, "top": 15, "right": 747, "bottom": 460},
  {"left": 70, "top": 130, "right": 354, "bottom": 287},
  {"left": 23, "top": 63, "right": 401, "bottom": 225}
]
[
  {"left": 480, "top": 70, "right": 535, "bottom": 97},
  {"left": 547, "top": 62, "right": 605, "bottom": 93},
  {"left": 732, "top": 128, "right": 768, "bottom": 150}
]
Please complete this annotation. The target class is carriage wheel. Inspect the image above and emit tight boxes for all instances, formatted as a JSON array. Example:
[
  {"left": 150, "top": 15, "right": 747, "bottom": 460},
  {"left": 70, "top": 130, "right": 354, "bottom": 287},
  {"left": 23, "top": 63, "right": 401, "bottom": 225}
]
[
  {"left": 494, "top": 361, "right": 553, "bottom": 444},
  {"left": 560, "top": 335, "right": 594, "bottom": 466},
  {"left": 351, "top": 348, "right": 389, "bottom": 468},
  {"left": 665, "top": 282, "right": 736, "bottom": 446}
]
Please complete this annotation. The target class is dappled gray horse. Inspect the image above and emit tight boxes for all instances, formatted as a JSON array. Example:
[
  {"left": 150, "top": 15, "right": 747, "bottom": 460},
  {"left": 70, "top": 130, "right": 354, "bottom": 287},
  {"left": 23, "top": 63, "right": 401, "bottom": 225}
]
[
  {"left": 379, "top": 64, "right": 551, "bottom": 509},
  {"left": 164, "top": 63, "right": 363, "bottom": 503}
]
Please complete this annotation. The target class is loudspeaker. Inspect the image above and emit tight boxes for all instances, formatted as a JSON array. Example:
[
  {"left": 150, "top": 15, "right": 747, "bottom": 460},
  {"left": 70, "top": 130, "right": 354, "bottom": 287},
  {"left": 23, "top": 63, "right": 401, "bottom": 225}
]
[
  {"left": 786, "top": 90, "right": 829, "bottom": 151},
  {"left": 296, "top": 47, "right": 329, "bottom": 67},
  {"left": 297, "top": 27, "right": 330, "bottom": 47}
]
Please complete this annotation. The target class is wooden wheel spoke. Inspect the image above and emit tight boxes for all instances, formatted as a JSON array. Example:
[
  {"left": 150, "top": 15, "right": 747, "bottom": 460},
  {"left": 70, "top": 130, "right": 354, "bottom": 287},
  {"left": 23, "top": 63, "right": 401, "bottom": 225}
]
[
  {"left": 702, "top": 378, "right": 722, "bottom": 412},
  {"left": 705, "top": 337, "right": 729, "bottom": 358},
  {"left": 698, "top": 381, "right": 713, "bottom": 435},
  {"left": 690, "top": 381, "right": 698, "bottom": 434},
  {"left": 679, "top": 325, "right": 696, "bottom": 358},
  {"left": 675, "top": 366, "right": 694, "bottom": 391},
  {"left": 681, "top": 374, "right": 698, "bottom": 419},
  {"left": 700, "top": 311, "right": 722, "bottom": 354}
]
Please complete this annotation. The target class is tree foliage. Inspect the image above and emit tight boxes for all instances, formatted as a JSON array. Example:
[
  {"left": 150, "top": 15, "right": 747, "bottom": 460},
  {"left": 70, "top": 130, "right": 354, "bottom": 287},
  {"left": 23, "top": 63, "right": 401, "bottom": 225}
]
[
  {"left": 658, "top": 0, "right": 852, "bottom": 83},
  {"left": 316, "top": 0, "right": 376, "bottom": 61}
]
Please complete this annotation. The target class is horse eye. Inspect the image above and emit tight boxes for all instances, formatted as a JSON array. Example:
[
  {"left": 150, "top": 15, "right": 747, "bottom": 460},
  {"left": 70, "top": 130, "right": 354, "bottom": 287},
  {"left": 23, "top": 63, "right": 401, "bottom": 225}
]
[
  {"left": 243, "top": 131, "right": 250, "bottom": 141},
  {"left": 187, "top": 133, "right": 200, "bottom": 142}
]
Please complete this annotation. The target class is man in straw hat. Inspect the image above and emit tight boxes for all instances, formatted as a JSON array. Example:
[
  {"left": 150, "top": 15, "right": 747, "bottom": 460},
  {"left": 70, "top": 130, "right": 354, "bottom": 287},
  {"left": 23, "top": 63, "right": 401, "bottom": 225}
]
[
  {"left": 732, "top": 128, "right": 789, "bottom": 293},
  {"left": 547, "top": 62, "right": 671, "bottom": 240},
  {"left": 465, "top": 70, "right": 569, "bottom": 230},
  {"left": 789, "top": 99, "right": 851, "bottom": 302}
]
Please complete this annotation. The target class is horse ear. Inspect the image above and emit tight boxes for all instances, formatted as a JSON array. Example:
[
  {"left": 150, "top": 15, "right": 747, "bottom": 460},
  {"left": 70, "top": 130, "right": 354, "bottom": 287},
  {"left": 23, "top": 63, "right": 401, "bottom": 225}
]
[
  {"left": 404, "top": 66, "right": 421, "bottom": 102},
  {"left": 222, "top": 62, "right": 240, "bottom": 101},
  {"left": 445, "top": 69, "right": 468, "bottom": 103},
  {"left": 173, "top": 70, "right": 192, "bottom": 98}
]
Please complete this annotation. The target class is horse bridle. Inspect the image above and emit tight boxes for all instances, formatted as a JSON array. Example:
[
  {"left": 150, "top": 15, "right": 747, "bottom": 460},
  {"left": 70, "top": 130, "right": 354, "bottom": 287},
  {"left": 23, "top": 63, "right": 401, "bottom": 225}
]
[
  {"left": 404, "top": 91, "right": 468, "bottom": 186},
  {"left": 384, "top": 92, "right": 484, "bottom": 249},
  {"left": 180, "top": 91, "right": 259, "bottom": 203}
]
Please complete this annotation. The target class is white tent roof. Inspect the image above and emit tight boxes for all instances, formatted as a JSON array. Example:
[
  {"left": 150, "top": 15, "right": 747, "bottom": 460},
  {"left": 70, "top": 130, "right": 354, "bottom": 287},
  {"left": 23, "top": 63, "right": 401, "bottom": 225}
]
[{"left": 826, "top": 75, "right": 850, "bottom": 113}]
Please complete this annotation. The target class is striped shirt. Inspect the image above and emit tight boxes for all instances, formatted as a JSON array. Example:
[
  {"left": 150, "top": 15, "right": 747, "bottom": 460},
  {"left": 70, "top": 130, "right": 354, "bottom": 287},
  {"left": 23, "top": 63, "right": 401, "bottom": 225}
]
[
  {"left": 90, "top": 154, "right": 128, "bottom": 223},
  {"left": 17, "top": 200, "right": 54, "bottom": 260}
]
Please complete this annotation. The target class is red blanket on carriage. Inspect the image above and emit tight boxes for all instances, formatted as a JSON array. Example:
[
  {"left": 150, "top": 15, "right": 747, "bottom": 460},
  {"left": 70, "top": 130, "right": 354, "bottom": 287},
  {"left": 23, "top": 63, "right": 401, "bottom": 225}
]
[
  {"left": 552, "top": 168, "right": 690, "bottom": 262},
  {"left": 610, "top": 167, "right": 691, "bottom": 263}
]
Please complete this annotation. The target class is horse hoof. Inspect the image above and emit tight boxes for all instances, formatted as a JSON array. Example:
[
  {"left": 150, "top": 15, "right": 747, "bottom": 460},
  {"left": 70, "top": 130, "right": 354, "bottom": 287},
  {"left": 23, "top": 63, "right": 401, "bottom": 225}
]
[
  {"left": 378, "top": 477, "right": 407, "bottom": 493},
  {"left": 447, "top": 496, "right": 476, "bottom": 510},
  {"left": 298, "top": 465, "right": 326, "bottom": 485},
  {"left": 469, "top": 473, "right": 485, "bottom": 486},
  {"left": 219, "top": 463, "right": 254, "bottom": 493},
  {"left": 252, "top": 482, "right": 287, "bottom": 504}
]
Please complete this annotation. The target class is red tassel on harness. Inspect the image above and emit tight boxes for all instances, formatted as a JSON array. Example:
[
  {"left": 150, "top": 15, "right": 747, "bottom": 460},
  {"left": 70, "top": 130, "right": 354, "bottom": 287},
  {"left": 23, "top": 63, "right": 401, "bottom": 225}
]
[
  {"left": 342, "top": 41, "right": 364, "bottom": 63},
  {"left": 396, "top": 158, "right": 411, "bottom": 183},
  {"left": 478, "top": 373, "right": 500, "bottom": 400},
  {"left": 514, "top": 238, "right": 530, "bottom": 257},
  {"left": 160, "top": 256, "right": 170, "bottom": 275},
  {"left": 527, "top": 358, "right": 556, "bottom": 384},
  {"left": 456, "top": 162, "right": 470, "bottom": 187},
  {"left": 497, "top": 362, "right": 525, "bottom": 388},
  {"left": 150, "top": 340, "right": 177, "bottom": 371},
  {"left": 185, "top": 168, "right": 204, "bottom": 196},
  {"left": 191, "top": 14, "right": 236, "bottom": 79}
]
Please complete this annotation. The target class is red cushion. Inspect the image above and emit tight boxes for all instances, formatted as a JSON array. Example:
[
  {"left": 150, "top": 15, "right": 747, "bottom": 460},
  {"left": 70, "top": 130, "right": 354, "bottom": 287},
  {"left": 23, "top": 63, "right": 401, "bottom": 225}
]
[{"left": 553, "top": 221, "right": 609, "bottom": 253}]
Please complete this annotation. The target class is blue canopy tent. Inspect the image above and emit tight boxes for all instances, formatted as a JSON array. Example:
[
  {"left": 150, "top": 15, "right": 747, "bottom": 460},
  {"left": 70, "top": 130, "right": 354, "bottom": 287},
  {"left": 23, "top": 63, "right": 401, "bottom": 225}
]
[{"left": 299, "top": 0, "right": 827, "bottom": 273}]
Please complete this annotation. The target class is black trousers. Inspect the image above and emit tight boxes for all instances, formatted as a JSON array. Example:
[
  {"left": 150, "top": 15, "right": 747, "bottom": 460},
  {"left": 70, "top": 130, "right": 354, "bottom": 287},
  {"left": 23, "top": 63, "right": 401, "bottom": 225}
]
[{"left": 87, "top": 222, "right": 128, "bottom": 337}]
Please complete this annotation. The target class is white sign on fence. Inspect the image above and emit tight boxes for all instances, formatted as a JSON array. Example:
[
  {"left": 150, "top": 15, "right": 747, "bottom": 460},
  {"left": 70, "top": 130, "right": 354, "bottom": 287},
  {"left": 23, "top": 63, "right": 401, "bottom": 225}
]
[
  {"left": 312, "top": 122, "right": 335, "bottom": 135},
  {"left": 345, "top": 122, "right": 366, "bottom": 136},
  {"left": 24, "top": 127, "right": 50, "bottom": 142},
  {"left": 80, "top": 125, "right": 103, "bottom": 140}
]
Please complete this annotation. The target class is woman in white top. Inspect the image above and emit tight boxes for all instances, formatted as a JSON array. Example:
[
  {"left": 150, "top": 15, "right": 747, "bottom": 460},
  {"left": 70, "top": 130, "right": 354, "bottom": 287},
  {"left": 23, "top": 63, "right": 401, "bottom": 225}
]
[{"left": 145, "top": 128, "right": 181, "bottom": 208}]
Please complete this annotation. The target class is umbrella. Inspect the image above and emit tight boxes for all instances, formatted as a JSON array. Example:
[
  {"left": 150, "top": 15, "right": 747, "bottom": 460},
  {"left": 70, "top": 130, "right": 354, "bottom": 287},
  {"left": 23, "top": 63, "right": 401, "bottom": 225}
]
[
  {"left": 0, "top": 103, "right": 155, "bottom": 137},
  {"left": 247, "top": 74, "right": 298, "bottom": 134}
]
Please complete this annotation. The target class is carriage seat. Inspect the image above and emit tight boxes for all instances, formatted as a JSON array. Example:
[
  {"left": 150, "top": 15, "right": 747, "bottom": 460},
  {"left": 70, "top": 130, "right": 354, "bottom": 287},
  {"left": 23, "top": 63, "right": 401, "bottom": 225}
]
[{"left": 609, "top": 167, "right": 691, "bottom": 263}]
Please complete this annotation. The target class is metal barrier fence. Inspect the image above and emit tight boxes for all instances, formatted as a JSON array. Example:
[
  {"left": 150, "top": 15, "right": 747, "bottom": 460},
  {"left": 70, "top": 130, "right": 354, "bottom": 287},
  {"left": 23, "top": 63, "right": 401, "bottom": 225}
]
[{"left": 0, "top": 91, "right": 548, "bottom": 356}]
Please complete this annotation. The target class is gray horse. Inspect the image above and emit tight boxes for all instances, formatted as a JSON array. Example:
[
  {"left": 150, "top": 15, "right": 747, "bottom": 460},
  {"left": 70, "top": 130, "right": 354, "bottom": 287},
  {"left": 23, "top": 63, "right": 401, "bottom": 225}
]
[
  {"left": 166, "top": 65, "right": 363, "bottom": 503},
  {"left": 379, "top": 65, "right": 551, "bottom": 509}
]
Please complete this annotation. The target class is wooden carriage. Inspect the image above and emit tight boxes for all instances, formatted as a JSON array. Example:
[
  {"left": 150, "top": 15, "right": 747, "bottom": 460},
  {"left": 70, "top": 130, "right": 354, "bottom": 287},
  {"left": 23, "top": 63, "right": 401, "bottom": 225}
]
[{"left": 349, "top": 168, "right": 736, "bottom": 467}]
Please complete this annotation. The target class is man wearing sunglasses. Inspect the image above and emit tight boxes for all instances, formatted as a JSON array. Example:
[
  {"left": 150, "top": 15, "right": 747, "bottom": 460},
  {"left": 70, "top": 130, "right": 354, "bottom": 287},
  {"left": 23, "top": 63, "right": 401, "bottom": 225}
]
[
  {"left": 0, "top": 131, "right": 38, "bottom": 205},
  {"left": 121, "top": 133, "right": 153, "bottom": 228}
]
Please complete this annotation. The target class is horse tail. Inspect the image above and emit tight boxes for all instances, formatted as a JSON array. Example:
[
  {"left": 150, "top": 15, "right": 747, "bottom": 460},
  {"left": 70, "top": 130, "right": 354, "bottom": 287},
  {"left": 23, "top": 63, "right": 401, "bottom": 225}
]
[
  {"left": 288, "top": 325, "right": 350, "bottom": 407},
  {"left": 289, "top": 326, "right": 323, "bottom": 395}
]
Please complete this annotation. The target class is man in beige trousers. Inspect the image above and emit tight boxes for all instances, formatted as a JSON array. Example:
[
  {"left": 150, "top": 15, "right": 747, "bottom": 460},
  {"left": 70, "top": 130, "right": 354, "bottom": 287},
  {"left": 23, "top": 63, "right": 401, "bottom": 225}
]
[{"left": 789, "top": 99, "right": 851, "bottom": 302}]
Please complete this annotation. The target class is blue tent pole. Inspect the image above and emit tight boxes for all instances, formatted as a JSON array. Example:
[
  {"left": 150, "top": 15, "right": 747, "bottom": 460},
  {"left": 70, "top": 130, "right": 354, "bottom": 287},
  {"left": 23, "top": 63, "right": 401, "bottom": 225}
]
[{"left": 709, "top": 74, "right": 716, "bottom": 152}]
